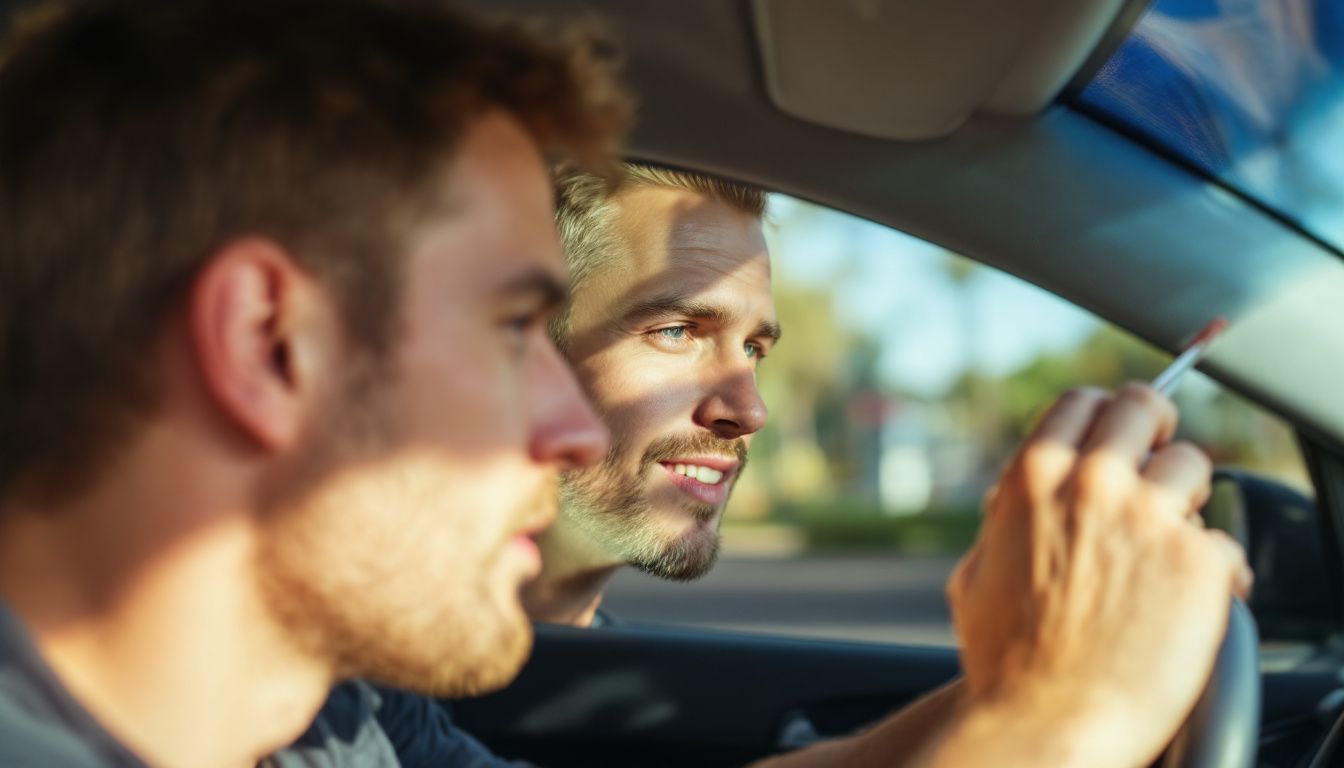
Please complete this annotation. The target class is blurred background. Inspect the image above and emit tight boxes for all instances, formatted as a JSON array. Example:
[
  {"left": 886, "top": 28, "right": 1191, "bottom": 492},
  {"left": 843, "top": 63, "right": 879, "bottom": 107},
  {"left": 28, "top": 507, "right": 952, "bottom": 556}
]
[{"left": 603, "top": 193, "right": 1309, "bottom": 646}]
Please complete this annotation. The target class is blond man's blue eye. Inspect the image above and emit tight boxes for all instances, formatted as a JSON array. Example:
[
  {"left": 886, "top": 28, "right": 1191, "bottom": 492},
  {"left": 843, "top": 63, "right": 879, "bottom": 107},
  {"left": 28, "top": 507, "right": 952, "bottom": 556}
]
[{"left": 659, "top": 327, "right": 687, "bottom": 340}]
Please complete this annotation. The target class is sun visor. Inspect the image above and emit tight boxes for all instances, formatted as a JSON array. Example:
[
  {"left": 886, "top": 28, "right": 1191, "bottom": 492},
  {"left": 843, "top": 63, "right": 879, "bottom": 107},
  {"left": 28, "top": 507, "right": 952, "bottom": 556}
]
[{"left": 751, "top": 0, "right": 1132, "bottom": 140}]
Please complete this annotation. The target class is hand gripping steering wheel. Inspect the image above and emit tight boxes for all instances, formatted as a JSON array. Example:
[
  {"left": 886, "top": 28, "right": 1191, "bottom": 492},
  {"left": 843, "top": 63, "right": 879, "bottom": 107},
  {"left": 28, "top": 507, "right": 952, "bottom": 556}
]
[{"left": 1162, "top": 599, "right": 1259, "bottom": 768}]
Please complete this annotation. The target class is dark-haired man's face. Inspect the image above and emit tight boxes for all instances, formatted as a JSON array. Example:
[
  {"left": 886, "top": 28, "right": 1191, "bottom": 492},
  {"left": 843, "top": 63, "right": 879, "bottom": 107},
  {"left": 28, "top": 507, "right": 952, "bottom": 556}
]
[
  {"left": 257, "top": 112, "right": 606, "bottom": 697},
  {"left": 559, "top": 186, "right": 777, "bottom": 580}
]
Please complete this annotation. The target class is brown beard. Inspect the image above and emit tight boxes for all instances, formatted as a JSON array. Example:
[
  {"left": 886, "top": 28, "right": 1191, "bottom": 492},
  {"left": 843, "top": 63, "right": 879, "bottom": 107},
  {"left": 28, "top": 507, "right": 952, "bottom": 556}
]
[
  {"left": 250, "top": 353, "right": 535, "bottom": 698},
  {"left": 560, "top": 431, "right": 747, "bottom": 581}
]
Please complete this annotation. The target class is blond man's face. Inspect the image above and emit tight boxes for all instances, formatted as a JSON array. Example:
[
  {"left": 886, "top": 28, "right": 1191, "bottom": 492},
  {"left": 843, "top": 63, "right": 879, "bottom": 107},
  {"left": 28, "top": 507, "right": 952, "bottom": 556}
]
[{"left": 559, "top": 186, "right": 777, "bottom": 580}]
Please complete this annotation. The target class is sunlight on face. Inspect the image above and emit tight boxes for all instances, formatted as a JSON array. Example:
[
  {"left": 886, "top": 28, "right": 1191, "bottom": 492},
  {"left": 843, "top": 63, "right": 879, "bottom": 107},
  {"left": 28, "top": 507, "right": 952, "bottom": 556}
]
[
  {"left": 255, "top": 112, "right": 590, "bottom": 696},
  {"left": 560, "top": 186, "right": 777, "bottom": 580}
]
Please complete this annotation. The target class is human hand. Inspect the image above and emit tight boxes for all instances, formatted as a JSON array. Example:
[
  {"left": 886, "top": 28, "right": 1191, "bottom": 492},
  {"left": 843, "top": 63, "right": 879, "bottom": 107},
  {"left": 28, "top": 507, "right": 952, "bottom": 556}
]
[{"left": 945, "top": 383, "right": 1252, "bottom": 767}]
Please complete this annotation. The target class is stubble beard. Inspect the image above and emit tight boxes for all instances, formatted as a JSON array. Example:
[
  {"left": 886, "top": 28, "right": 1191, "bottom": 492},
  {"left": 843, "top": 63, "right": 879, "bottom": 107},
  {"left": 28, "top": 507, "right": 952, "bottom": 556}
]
[
  {"left": 251, "top": 354, "right": 532, "bottom": 698},
  {"left": 559, "top": 432, "right": 746, "bottom": 582}
]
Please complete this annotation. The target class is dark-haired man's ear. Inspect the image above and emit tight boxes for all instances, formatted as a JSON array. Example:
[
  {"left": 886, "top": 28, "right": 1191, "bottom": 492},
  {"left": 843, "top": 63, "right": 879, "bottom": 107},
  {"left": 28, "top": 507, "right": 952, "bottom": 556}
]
[{"left": 187, "top": 237, "right": 332, "bottom": 453}]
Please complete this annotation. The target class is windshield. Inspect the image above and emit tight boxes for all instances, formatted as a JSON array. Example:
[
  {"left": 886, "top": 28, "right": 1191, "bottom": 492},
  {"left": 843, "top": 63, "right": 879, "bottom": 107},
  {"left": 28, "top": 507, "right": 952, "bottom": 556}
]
[{"left": 1073, "top": 0, "right": 1344, "bottom": 251}]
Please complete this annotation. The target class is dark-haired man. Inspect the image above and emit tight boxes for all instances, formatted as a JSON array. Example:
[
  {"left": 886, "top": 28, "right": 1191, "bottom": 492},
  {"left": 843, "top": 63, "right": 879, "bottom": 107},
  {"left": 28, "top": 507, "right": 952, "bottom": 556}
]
[{"left": 0, "top": 1, "right": 625, "bottom": 765}]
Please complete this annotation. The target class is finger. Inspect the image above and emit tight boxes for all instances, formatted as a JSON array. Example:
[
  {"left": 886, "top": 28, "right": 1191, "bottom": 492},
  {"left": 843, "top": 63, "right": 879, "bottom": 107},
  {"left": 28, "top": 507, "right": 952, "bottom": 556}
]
[
  {"left": 1205, "top": 528, "right": 1254, "bottom": 599},
  {"left": 1140, "top": 441, "right": 1213, "bottom": 517},
  {"left": 996, "top": 389, "right": 1108, "bottom": 518},
  {"left": 1027, "top": 387, "right": 1110, "bottom": 448},
  {"left": 1079, "top": 382, "right": 1178, "bottom": 467},
  {"left": 945, "top": 546, "right": 980, "bottom": 607}
]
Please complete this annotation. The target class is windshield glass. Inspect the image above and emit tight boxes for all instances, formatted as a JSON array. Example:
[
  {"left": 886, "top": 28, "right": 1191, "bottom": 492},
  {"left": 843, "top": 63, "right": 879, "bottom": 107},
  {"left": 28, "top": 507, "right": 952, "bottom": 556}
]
[{"left": 1073, "top": 0, "right": 1344, "bottom": 250}]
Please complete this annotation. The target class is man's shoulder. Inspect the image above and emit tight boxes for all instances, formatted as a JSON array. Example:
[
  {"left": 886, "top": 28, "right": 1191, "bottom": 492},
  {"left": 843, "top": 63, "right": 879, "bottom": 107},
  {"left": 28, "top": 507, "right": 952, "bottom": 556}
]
[
  {"left": 0, "top": 692, "right": 121, "bottom": 767},
  {"left": 0, "top": 605, "right": 146, "bottom": 768}
]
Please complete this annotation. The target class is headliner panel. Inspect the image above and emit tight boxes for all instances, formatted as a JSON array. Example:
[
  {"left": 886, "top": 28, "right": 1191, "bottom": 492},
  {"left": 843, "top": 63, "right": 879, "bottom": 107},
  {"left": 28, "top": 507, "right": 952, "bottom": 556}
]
[{"left": 751, "top": 0, "right": 1129, "bottom": 139}]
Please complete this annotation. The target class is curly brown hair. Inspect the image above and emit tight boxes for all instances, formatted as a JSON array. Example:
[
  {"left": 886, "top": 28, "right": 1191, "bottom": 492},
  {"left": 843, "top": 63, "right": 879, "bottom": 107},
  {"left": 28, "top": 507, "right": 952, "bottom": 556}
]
[{"left": 0, "top": 0, "right": 632, "bottom": 498}]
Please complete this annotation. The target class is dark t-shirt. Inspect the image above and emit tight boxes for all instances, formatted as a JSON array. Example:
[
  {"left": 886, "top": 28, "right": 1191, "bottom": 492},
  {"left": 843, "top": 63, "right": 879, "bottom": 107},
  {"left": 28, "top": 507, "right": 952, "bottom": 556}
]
[
  {"left": 366, "top": 613, "right": 628, "bottom": 768},
  {"left": 263, "top": 680, "right": 401, "bottom": 767},
  {"left": 317, "top": 613, "right": 626, "bottom": 766},
  {"left": 0, "top": 601, "right": 147, "bottom": 768},
  {"left": 371, "top": 685, "right": 532, "bottom": 768},
  {"left": 270, "top": 681, "right": 530, "bottom": 768},
  {"left": 365, "top": 613, "right": 624, "bottom": 766}
]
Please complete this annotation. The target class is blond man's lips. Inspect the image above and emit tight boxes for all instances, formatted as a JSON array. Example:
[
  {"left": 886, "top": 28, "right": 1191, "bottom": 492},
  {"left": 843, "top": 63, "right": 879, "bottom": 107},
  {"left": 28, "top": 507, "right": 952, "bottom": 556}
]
[
  {"left": 659, "top": 455, "right": 739, "bottom": 483},
  {"left": 659, "top": 458, "right": 738, "bottom": 505}
]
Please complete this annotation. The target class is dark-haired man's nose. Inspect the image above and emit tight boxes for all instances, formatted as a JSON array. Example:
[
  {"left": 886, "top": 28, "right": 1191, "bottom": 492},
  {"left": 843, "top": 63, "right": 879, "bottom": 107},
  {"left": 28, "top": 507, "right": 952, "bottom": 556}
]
[
  {"left": 693, "top": 368, "right": 768, "bottom": 440},
  {"left": 530, "top": 343, "right": 609, "bottom": 470}
]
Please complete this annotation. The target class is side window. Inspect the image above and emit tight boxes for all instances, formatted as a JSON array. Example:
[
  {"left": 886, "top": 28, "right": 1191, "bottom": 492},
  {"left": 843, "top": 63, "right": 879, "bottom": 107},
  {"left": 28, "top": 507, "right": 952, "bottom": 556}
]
[{"left": 602, "top": 194, "right": 1310, "bottom": 647}]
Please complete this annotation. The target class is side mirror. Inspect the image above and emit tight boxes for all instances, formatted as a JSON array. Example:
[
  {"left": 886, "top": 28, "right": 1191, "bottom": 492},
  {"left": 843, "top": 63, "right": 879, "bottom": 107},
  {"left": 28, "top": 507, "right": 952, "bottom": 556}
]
[{"left": 1203, "top": 469, "right": 1337, "bottom": 643}]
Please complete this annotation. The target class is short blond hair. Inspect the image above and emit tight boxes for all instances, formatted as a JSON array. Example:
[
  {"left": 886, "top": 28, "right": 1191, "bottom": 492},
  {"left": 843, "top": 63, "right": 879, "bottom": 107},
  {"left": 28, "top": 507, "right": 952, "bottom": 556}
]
[{"left": 551, "top": 164, "right": 766, "bottom": 344}]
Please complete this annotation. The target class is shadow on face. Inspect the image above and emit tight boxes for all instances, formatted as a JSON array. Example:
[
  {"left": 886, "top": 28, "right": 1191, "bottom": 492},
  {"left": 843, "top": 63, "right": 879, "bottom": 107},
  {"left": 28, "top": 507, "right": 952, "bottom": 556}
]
[{"left": 556, "top": 185, "right": 779, "bottom": 580}]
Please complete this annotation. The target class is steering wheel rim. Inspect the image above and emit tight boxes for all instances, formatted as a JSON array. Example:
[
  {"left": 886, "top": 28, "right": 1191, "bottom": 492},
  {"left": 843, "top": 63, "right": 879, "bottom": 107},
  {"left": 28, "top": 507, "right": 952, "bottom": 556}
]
[{"left": 1162, "top": 599, "right": 1260, "bottom": 768}]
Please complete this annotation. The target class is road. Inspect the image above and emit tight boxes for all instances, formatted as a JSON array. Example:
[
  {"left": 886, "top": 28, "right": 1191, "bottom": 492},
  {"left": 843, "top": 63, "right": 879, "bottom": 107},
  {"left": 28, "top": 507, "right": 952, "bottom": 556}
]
[{"left": 602, "top": 554, "right": 959, "bottom": 647}]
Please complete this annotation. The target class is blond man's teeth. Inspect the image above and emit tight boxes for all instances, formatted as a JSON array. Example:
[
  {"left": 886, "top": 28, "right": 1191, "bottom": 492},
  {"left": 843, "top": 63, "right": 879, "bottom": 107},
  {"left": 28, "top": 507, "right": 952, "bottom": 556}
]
[{"left": 672, "top": 463, "right": 725, "bottom": 484}]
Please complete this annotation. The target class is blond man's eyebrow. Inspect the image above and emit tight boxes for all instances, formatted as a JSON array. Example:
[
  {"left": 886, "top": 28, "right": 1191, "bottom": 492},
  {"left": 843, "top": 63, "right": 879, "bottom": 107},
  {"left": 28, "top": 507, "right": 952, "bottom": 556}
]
[
  {"left": 623, "top": 295, "right": 729, "bottom": 325},
  {"left": 622, "top": 294, "right": 781, "bottom": 343},
  {"left": 754, "top": 319, "right": 782, "bottom": 344}
]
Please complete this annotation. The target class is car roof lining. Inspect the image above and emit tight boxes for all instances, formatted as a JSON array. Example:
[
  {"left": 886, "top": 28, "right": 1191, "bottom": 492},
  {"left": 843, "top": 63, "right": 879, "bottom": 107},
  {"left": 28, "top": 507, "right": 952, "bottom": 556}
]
[{"left": 751, "top": 0, "right": 1136, "bottom": 140}]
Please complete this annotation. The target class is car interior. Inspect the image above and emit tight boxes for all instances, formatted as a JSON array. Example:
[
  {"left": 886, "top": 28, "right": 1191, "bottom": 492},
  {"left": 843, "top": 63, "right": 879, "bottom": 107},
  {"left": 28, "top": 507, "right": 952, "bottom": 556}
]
[
  {"left": 3, "top": 0, "right": 1342, "bottom": 766},
  {"left": 445, "top": 1, "right": 1344, "bottom": 767}
]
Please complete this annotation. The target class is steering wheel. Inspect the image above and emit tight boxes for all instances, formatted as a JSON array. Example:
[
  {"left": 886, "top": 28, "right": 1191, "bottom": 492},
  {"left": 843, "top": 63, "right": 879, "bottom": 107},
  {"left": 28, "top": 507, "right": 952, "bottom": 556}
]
[{"left": 1161, "top": 599, "right": 1259, "bottom": 768}]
